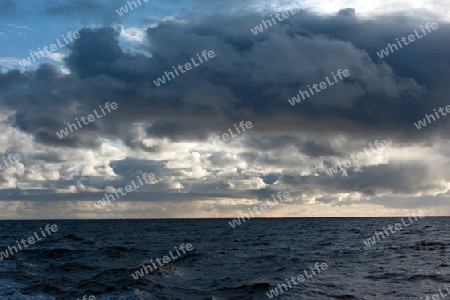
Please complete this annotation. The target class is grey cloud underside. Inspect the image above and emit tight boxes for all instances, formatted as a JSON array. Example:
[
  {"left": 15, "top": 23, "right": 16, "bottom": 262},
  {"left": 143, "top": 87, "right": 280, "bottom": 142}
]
[
  {"left": 0, "top": 10, "right": 449, "bottom": 204},
  {"left": 3, "top": 13, "right": 448, "bottom": 147}
]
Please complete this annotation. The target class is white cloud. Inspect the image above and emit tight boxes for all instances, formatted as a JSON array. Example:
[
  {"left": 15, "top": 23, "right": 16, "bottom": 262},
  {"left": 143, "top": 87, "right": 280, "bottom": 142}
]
[
  {"left": 120, "top": 26, "right": 146, "bottom": 44},
  {"left": 45, "top": 52, "right": 65, "bottom": 62},
  {"left": 293, "top": 0, "right": 448, "bottom": 20}
]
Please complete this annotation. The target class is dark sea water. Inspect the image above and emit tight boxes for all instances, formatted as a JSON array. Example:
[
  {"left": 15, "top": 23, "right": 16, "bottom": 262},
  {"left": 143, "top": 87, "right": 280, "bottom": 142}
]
[{"left": 0, "top": 217, "right": 448, "bottom": 299}]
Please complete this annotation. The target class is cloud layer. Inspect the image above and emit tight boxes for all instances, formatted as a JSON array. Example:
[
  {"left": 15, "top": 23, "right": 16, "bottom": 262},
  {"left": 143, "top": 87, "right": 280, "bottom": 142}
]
[{"left": 0, "top": 4, "right": 449, "bottom": 218}]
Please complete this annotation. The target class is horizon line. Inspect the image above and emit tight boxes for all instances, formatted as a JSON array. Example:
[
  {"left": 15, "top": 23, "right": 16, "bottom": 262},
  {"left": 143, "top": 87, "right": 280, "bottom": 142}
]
[{"left": 0, "top": 216, "right": 448, "bottom": 221}]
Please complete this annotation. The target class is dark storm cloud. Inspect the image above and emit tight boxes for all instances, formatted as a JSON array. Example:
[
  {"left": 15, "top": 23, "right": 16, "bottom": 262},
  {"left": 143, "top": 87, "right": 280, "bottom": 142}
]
[
  {"left": 140, "top": 12, "right": 448, "bottom": 144},
  {"left": 64, "top": 28, "right": 124, "bottom": 78},
  {"left": 35, "top": 63, "right": 63, "bottom": 81},
  {"left": 0, "top": 69, "right": 32, "bottom": 90},
  {"left": 3, "top": 12, "right": 449, "bottom": 150},
  {"left": 283, "top": 10, "right": 450, "bottom": 90}
]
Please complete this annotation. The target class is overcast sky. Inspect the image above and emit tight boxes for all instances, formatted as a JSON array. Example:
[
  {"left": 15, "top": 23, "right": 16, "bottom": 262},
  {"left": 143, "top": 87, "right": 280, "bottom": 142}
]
[{"left": 0, "top": 0, "right": 449, "bottom": 219}]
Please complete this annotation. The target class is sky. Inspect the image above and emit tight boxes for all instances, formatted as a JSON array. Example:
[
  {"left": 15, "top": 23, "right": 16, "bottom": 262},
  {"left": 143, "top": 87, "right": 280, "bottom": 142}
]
[{"left": 0, "top": 0, "right": 449, "bottom": 219}]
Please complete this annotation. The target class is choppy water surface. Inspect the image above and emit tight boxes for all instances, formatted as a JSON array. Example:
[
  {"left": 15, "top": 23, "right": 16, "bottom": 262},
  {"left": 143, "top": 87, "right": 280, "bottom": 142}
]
[{"left": 0, "top": 217, "right": 448, "bottom": 299}]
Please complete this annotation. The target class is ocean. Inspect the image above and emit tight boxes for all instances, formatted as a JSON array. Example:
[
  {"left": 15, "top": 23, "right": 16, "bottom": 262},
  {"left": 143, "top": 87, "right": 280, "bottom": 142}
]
[{"left": 0, "top": 217, "right": 448, "bottom": 299}]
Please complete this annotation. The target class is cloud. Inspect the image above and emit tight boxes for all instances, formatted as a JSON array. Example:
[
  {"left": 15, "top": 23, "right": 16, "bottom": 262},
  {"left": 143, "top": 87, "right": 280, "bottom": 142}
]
[{"left": 0, "top": 9, "right": 449, "bottom": 217}]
